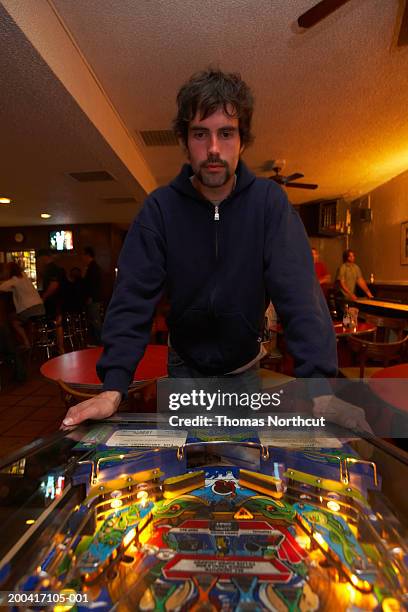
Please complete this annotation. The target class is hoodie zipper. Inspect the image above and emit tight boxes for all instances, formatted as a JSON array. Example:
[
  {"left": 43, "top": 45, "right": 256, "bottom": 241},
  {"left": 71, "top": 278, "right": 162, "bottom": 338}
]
[
  {"left": 214, "top": 204, "right": 219, "bottom": 260},
  {"left": 210, "top": 204, "right": 220, "bottom": 312}
]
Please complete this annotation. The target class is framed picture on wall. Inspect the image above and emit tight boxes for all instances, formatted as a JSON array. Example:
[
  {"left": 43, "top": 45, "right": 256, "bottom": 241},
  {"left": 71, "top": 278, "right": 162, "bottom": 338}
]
[{"left": 401, "top": 221, "right": 408, "bottom": 265}]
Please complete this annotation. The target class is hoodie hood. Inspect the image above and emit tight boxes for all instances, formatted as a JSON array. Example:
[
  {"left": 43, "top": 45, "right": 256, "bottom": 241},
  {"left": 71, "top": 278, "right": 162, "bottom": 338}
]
[{"left": 169, "top": 159, "right": 257, "bottom": 202}]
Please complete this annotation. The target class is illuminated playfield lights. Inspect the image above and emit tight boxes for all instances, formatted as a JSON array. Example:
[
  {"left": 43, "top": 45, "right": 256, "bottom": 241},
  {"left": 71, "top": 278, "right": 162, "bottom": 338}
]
[{"left": 110, "top": 499, "right": 123, "bottom": 509}]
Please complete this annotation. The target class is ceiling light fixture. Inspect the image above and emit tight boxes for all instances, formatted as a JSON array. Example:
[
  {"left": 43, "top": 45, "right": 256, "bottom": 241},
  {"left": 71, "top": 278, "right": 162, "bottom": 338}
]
[
  {"left": 0, "top": 197, "right": 12, "bottom": 204},
  {"left": 41, "top": 213, "right": 51, "bottom": 219}
]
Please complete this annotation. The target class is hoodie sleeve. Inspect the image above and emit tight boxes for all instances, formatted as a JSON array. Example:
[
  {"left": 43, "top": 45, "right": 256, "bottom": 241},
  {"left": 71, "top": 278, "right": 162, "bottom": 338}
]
[
  {"left": 97, "top": 198, "right": 166, "bottom": 395},
  {"left": 263, "top": 184, "right": 337, "bottom": 379}
]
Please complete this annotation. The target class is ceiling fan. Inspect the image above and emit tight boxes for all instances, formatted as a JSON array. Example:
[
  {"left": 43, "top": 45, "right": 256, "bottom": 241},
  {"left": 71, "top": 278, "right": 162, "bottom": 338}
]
[
  {"left": 259, "top": 160, "right": 318, "bottom": 190},
  {"left": 297, "top": 0, "right": 408, "bottom": 47}
]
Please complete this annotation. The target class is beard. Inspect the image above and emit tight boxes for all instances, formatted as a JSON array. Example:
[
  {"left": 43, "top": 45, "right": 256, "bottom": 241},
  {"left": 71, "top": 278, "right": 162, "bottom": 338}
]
[{"left": 194, "top": 157, "right": 232, "bottom": 188}]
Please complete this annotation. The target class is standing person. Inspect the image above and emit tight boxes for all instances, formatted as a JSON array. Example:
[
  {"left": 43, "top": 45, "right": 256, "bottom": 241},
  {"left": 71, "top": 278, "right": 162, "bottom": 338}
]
[
  {"left": 0, "top": 262, "right": 45, "bottom": 348},
  {"left": 336, "top": 249, "right": 373, "bottom": 310},
  {"left": 62, "top": 68, "right": 337, "bottom": 427},
  {"left": 311, "top": 247, "right": 331, "bottom": 297},
  {"left": 37, "top": 249, "right": 66, "bottom": 354},
  {"left": 65, "top": 267, "right": 86, "bottom": 315},
  {"left": 82, "top": 247, "right": 103, "bottom": 345}
]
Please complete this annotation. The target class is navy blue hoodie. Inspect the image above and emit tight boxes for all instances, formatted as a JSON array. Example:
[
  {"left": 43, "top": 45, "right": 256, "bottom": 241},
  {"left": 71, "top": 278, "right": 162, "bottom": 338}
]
[{"left": 98, "top": 161, "right": 337, "bottom": 394}]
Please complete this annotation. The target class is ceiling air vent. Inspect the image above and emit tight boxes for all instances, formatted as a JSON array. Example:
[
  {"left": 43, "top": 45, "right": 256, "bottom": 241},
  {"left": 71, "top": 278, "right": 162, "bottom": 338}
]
[
  {"left": 139, "top": 130, "right": 178, "bottom": 147},
  {"left": 102, "top": 197, "right": 137, "bottom": 205},
  {"left": 69, "top": 171, "right": 115, "bottom": 182}
]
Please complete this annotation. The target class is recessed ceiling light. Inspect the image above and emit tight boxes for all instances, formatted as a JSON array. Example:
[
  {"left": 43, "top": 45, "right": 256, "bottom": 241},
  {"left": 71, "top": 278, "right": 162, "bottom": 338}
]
[
  {"left": 41, "top": 213, "right": 51, "bottom": 219},
  {"left": 0, "top": 197, "right": 11, "bottom": 204}
]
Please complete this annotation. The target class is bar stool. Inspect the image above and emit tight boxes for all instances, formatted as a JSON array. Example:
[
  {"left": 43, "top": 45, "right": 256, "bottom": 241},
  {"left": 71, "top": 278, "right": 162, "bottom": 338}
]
[
  {"left": 62, "top": 314, "right": 75, "bottom": 352},
  {"left": 31, "top": 315, "right": 58, "bottom": 360},
  {"left": 72, "top": 311, "right": 88, "bottom": 348}
]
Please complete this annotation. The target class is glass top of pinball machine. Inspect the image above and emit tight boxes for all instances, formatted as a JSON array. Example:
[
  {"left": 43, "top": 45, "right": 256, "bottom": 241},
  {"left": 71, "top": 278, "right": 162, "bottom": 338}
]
[{"left": 0, "top": 414, "right": 407, "bottom": 611}]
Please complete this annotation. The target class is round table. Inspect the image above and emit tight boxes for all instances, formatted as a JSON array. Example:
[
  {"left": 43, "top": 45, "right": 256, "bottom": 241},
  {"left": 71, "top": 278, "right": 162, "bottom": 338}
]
[
  {"left": 271, "top": 321, "right": 376, "bottom": 337},
  {"left": 333, "top": 321, "right": 377, "bottom": 337},
  {"left": 40, "top": 345, "right": 168, "bottom": 388},
  {"left": 269, "top": 321, "right": 377, "bottom": 373},
  {"left": 369, "top": 364, "right": 408, "bottom": 413}
]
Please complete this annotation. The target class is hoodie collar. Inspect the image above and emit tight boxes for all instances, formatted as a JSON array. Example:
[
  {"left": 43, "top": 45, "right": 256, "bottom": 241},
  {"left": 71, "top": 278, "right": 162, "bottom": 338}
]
[{"left": 170, "top": 160, "right": 256, "bottom": 203}]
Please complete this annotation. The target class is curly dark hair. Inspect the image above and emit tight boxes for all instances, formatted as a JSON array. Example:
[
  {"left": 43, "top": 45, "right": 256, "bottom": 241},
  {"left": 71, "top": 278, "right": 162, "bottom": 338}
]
[
  {"left": 173, "top": 68, "right": 255, "bottom": 148},
  {"left": 343, "top": 249, "right": 354, "bottom": 263}
]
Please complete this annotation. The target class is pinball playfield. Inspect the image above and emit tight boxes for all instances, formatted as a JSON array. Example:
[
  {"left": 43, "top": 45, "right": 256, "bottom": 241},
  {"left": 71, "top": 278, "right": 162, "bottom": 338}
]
[{"left": 0, "top": 417, "right": 407, "bottom": 611}]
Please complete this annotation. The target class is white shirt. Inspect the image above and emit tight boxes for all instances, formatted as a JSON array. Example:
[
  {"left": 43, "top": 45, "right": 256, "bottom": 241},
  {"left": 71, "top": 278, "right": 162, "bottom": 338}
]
[{"left": 0, "top": 273, "right": 43, "bottom": 313}]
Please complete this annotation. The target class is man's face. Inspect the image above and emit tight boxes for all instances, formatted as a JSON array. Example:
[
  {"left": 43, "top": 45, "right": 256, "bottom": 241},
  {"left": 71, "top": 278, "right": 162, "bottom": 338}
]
[
  {"left": 186, "top": 106, "right": 242, "bottom": 190},
  {"left": 347, "top": 251, "right": 356, "bottom": 263}
]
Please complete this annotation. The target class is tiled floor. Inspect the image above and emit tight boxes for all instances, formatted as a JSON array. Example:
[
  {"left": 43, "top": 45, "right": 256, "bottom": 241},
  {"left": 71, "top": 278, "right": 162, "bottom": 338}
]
[{"left": 0, "top": 366, "right": 67, "bottom": 459}]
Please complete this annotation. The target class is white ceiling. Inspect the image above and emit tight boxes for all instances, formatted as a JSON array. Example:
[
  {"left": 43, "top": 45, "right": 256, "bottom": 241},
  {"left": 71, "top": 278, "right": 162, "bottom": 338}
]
[{"left": 1, "top": 0, "right": 408, "bottom": 226}]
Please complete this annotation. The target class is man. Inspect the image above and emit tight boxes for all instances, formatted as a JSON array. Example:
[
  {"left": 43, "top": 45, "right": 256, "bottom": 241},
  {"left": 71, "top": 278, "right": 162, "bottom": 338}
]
[
  {"left": 312, "top": 247, "right": 331, "bottom": 286},
  {"left": 62, "top": 68, "right": 337, "bottom": 427},
  {"left": 311, "top": 247, "right": 331, "bottom": 299},
  {"left": 65, "top": 267, "right": 86, "bottom": 315},
  {"left": 82, "top": 247, "right": 103, "bottom": 344},
  {"left": 37, "top": 248, "right": 66, "bottom": 354},
  {"left": 336, "top": 249, "right": 373, "bottom": 304}
]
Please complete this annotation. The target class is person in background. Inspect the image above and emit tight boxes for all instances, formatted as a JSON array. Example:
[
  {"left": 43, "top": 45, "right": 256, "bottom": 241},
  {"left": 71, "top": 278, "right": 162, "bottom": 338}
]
[
  {"left": 62, "top": 67, "right": 337, "bottom": 427},
  {"left": 82, "top": 247, "right": 103, "bottom": 345},
  {"left": 0, "top": 262, "right": 45, "bottom": 348},
  {"left": 37, "top": 248, "right": 66, "bottom": 354},
  {"left": 336, "top": 249, "right": 373, "bottom": 314},
  {"left": 311, "top": 247, "right": 331, "bottom": 297},
  {"left": 65, "top": 267, "right": 86, "bottom": 314}
]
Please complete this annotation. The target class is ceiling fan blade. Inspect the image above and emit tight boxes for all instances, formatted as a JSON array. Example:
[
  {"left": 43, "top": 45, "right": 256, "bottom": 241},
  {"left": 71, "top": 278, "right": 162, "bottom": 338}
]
[
  {"left": 297, "top": 0, "right": 350, "bottom": 29},
  {"left": 285, "top": 181, "right": 318, "bottom": 190},
  {"left": 398, "top": 0, "right": 408, "bottom": 46},
  {"left": 269, "top": 175, "right": 284, "bottom": 184},
  {"left": 285, "top": 172, "right": 304, "bottom": 182}
]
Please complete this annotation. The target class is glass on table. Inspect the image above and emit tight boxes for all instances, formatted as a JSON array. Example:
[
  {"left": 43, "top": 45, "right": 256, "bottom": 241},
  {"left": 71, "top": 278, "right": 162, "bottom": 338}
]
[{"left": 348, "top": 307, "right": 359, "bottom": 330}]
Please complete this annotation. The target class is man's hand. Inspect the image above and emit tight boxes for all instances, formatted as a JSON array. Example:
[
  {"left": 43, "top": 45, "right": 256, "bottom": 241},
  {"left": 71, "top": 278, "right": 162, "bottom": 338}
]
[
  {"left": 313, "top": 394, "right": 373, "bottom": 434},
  {"left": 61, "top": 390, "right": 122, "bottom": 429}
]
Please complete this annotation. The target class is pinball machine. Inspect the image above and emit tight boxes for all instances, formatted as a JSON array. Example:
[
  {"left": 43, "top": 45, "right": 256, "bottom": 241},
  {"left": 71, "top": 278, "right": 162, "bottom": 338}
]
[{"left": 0, "top": 414, "right": 407, "bottom": 611}]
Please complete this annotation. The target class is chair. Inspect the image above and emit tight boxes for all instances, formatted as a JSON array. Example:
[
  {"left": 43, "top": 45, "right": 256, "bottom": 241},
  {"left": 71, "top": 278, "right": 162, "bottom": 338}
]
[
  {"left": 58, "top": 379, "right": 97, "bottom": 409},
  {"left": 361, "top": 313, "right": 407, "bottom": 342},
  {"left": 344, "top": 334, "right": 408, "bottom": 378}
]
